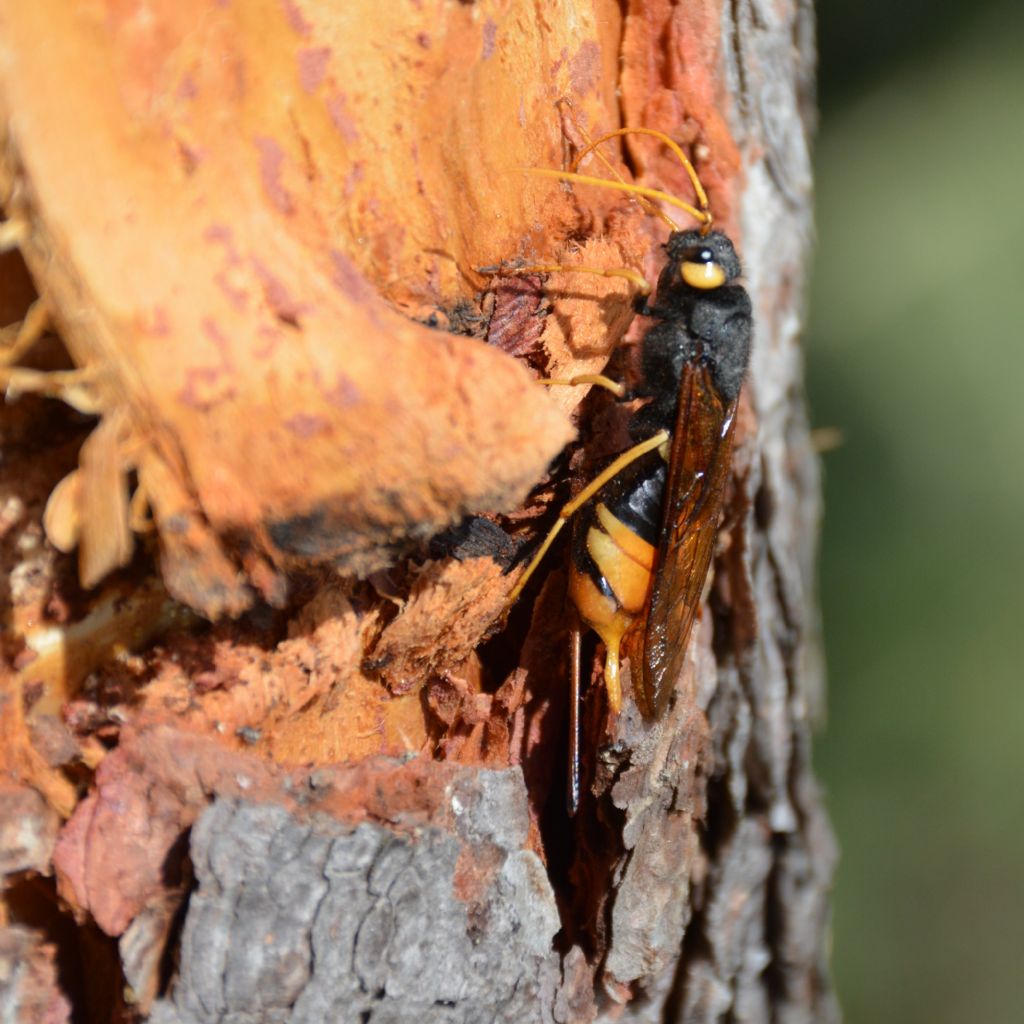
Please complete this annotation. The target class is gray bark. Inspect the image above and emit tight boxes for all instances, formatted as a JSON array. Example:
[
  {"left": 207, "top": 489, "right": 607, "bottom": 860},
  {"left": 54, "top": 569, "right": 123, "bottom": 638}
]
[{"left": 151, "top": 775, "right": 563, "bottom": 1024}]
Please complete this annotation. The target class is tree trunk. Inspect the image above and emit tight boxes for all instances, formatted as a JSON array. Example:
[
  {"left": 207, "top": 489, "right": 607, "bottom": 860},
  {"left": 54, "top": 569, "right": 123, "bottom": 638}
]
[{"left": 0, "top": 2, "right": 835, "bottom": 1022}]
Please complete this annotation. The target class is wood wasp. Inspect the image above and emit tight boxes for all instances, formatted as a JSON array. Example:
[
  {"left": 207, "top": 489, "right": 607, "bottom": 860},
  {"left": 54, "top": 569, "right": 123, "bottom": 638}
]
[{"left": 490, "top": 126, "right": 752, "bottom": 812}]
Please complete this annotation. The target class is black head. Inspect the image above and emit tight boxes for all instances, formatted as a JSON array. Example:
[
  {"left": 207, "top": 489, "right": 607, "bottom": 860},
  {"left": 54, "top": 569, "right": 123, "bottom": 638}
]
[{"left": 664, "top": 229, "right": 742, "bottom": 290}]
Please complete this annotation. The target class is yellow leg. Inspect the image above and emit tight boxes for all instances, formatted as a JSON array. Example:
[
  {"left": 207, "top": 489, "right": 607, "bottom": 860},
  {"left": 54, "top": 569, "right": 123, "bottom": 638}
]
[
  {"left": 538, "top": 373, "right": 626, "bottom": 398},
  {"left": 492, "top": 261, "right": 651, "bottom": 297},
  {"left": 505, "top": 429, "right": 669, "bottom": 607}
]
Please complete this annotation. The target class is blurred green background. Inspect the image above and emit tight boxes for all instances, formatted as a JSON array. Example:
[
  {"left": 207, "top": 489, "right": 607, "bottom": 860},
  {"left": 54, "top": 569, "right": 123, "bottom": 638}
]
[{"left": 810, "top": 1, "right": 1024, "bottom": 1021}]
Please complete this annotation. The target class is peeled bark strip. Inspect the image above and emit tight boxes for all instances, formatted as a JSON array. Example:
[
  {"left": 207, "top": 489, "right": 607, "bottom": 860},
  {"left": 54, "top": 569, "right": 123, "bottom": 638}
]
[{"left": 0, "top": 1, "right": 834, "bottom": 1022}]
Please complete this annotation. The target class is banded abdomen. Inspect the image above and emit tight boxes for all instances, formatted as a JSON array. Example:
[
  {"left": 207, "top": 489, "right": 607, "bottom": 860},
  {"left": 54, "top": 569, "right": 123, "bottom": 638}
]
[{"left": 567, "top": 450, "right": 667, "bottom": 712}]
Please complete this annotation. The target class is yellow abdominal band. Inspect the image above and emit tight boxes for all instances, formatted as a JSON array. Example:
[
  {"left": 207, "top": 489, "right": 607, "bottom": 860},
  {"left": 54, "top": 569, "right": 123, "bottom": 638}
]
[{"left": 567, "top": 503, "right": 655, "bottom": 714}]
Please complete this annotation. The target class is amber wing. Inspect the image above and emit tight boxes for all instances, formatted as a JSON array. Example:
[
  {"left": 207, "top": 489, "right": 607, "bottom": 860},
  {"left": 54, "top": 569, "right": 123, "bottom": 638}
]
[{"left": 639, "top": 363, "right": 738, "bottom": 717}]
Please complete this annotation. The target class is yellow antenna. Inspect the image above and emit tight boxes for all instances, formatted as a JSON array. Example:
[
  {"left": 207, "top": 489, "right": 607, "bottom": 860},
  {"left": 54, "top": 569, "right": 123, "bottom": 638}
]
[
  {"left": 527, "top": 169, "right": 709, "bottom": 228},
  {"left": 572, "top": 128, "right": 710, "bottom": 218},
  {"left": 565, "top": 115, "right": 678, "bottom": 231}
]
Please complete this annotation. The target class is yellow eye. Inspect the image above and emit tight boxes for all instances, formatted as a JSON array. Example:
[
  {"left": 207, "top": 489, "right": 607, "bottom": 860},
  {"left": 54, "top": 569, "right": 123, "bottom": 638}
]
[{"left": 681, "top": 260, "right": 726, "bottom": 289}]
